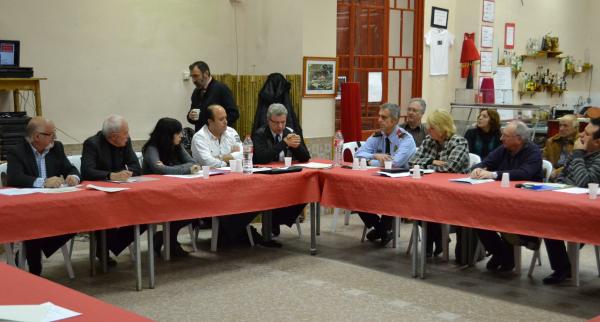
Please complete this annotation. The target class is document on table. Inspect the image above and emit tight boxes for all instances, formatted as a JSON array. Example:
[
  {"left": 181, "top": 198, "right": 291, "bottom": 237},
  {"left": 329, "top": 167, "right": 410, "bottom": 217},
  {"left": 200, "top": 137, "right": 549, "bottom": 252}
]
[
  {"left": 0, "top": 301, "right": 80, "bottom": 322},
  {"left": 164, "top": 170, "right": 226, "bottom": 178},
  {"left": 296, "top": 162, "right": 333, "bottom": 169},
  {"left": 518, "top": 182, "right": 571, "bottom": 191},
  {"left": 377, "top": 171, "right": 411, "bottom": 178},
  {"left": 110, "top": 176, "right": 159, "bottom": 183},
  {"left": 553, "top": 187, "right": 589, "bottom": 194},
  {"left": 0, "top": 187, "right": 80, "bottom": 196},
  {"left": 86, "top": 184, "right": 130, "bottom": 193},
  {"left": 449, "top": 177, "right": 495, "bottom": 184}
]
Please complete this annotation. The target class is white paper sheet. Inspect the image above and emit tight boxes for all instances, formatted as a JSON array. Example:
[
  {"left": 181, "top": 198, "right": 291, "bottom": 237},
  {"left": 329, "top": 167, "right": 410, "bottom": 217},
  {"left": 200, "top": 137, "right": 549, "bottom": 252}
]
[
  {"left": 110, "top": 176, "right": 159, "bottom": 183},
  {"left": 553, "top": 187, "right": 589, "bottom": 194},
  {"left": 368, "top": 72, "right": 382, "bottom": 102},
  {"left": 86, "top": 184, "right": 130, "bottom": 193},
  {"left": 482, "top": 0, "right": 495, "bottom": 22},
  {"left": 0, "top": 186, "right": 80, "bottom": 196},
  {"left": 40, "top": 302, "right": 81, "bottom": 322},
  {"left": 164, "top": 170, "right": 226, "bottom": 178},
  {"left": 296, "top": 162, "right": 333, "bottom": 169},
  {"left": 0, "top": 305, "right": 48, "bottom": 322},
  {"left": 480, "top": 51, "right": 493, "bottom": 73}
]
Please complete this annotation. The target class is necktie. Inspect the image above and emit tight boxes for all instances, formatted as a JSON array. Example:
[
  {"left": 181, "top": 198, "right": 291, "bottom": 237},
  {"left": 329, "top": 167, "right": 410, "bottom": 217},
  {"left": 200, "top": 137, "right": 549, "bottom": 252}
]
[{"left": 385, "top": 137, "right": 391, "bottom": 155}]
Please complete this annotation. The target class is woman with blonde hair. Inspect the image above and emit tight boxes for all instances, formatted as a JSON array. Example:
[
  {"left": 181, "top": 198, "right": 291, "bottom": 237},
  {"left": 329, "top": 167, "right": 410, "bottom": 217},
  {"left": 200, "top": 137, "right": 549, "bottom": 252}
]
[{"left": 409, "top": 109, "right": 470, "bottom": 257}]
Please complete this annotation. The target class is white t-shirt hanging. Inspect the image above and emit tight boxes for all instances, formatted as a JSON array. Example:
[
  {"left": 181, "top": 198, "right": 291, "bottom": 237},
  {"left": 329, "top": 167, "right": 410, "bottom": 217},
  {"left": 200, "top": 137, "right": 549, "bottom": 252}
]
[{"left": 425, "top": 29, "right": 454, "bottom": 76}]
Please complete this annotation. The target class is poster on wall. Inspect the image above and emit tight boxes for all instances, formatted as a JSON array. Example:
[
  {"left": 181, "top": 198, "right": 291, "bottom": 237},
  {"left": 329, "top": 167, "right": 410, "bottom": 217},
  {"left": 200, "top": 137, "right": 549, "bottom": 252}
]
[
  {"left": 302, "top": 56, "right": 338, "bottom": 98},
  {"left": 480, "top": 51, "right": 493, "bottom": 73},
  {"left": 504, "top": 23, "right": 515, "bottom": 49},
  {"left": 368, "top": 72, "right": 382, "bottom": 102},
  {"left": 482, "top": 0, "right": 495, "bottom": 23},
  {"left": 481, "top": 25, "right": 494, "bottom": 48}
]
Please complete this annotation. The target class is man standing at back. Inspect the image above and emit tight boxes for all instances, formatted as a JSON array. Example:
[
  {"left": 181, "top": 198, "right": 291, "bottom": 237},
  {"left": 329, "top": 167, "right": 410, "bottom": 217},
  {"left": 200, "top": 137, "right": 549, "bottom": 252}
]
[
  {"left": 7, "top": 117, "right": 79, "bottom": 275},
  {"left": 187, "top": 61, "right": 239, "bottom": 132}
]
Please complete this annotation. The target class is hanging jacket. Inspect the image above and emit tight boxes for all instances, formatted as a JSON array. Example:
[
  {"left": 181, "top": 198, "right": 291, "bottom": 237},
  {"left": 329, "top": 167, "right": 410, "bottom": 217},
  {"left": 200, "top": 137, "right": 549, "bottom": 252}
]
[{"left": 252, "top": 73, "right": 303, "bottom": 136}]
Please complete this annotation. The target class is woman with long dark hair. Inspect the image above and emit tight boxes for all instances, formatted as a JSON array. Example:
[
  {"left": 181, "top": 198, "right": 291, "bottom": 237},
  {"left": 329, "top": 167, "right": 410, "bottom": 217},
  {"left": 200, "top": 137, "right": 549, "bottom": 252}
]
[
  {"left": 464, "top": 108, "right": 502, "bottom": 159},
  {"left": 142, "top": 117, "right": 200, "bottom": 257}
]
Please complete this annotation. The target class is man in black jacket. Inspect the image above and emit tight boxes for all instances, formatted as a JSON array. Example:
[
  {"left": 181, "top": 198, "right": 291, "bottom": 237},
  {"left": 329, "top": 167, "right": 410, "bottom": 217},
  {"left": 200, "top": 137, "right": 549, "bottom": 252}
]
[
  {"left": 187, "top": 61, "right": 239, "bottom": 132},
  {"left": 252, "top": 103, "right": 310, "bottom": 237},
  {"left": 81, "top": 114, "right": 143, "bottom": 262},
  {"left": 7, "top": 117, "right": 79, "bottom": 275}
]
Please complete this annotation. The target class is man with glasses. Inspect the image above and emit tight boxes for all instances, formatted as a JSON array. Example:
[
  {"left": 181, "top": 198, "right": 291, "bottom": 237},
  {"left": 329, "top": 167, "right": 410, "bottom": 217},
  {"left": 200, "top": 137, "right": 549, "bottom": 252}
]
[
  {"left": 187, "top": 61, "right": 239, "bottom": 132},
  {"left": 252, "top": 103, "right": 310, "bottom": 239},
  {"left": 400, "top": 98, "right": 428, "bottom": 147},
  {"left": 6, "top": 117, "right": 79, "bottom": 275},
  {"left": 470, "top": 120, "right": 543, "bottom": 272}
]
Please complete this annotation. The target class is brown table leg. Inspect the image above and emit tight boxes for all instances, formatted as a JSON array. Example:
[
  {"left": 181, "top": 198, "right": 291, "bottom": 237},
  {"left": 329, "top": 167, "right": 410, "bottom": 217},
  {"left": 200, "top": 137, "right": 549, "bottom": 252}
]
[
  {"left": 12, "top": 90, "right": 20, "bottom": 112},
  {"left": 33, "top": 81, "right": 42, "bottom": 116}
]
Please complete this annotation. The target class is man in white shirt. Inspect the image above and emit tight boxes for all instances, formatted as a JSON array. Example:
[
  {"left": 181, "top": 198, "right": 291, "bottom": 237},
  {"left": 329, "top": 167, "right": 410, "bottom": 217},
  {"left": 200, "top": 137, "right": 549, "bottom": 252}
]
[{"left": 191, "top": 104, "right": 242, "bottom": 167}]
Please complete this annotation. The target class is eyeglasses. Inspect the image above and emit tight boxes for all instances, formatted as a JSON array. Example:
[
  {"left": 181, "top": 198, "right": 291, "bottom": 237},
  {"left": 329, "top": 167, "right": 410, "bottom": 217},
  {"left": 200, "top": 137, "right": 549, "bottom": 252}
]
[{"left": 38, "top": 132, "right": 56, "bottom": 138}]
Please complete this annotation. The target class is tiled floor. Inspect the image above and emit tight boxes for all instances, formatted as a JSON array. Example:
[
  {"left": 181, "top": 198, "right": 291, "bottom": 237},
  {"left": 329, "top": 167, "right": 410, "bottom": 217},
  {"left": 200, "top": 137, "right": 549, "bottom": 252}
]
[{"left": 4, "top": 214, "right": 600, "bottom": 321}]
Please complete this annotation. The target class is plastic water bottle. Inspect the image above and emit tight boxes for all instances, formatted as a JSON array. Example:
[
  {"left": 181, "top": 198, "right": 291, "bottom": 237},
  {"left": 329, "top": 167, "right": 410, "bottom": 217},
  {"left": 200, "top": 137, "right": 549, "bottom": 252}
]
[
  {"left": 242, "top": 135, "right": 253, "bottom": 175},
  {"left": 333, "top": 130, "right": 344, "bottom": 166}
]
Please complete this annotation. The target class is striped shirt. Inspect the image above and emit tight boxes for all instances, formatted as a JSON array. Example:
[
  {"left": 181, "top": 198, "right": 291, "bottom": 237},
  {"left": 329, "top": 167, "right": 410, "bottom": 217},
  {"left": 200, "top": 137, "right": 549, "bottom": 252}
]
[
  {"left": 556, "top": 149, "right": 600, "bottom": 187},
  {"left": 30, "top": 144, "right": 50, "bottom": 188}
]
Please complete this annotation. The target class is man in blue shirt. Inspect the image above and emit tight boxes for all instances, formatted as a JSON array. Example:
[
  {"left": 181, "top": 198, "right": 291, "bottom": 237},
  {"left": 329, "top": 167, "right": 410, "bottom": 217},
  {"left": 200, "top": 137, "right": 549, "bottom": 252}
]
[
  {"left": 470, "top": 120, "right": 543, "bottom": 272},
  {"left": 355, "top": 103, "right": 416, "bottom": 245}
]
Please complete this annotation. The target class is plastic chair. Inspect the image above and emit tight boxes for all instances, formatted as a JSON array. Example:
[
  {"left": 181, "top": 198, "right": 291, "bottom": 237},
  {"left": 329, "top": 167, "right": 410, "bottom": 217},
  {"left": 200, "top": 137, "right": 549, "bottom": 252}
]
[{"left": 542, "top": 160, "right": 553, "bottom": 183}]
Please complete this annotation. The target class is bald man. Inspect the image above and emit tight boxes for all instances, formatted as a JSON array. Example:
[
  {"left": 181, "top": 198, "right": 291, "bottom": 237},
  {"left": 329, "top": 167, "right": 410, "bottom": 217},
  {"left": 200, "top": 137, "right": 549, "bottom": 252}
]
[
  {"left": 543, "top": 114, "right": 579, "bottom": 179},
  {"left": 7, "top": 117, "right": 80, "bottom": 275}
]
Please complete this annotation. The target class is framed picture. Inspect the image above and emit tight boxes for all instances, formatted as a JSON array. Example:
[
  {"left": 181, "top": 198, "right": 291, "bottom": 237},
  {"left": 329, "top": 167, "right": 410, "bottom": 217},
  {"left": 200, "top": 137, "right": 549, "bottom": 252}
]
[
  {"left": 302, "top": 56, "right": 338, "bottom": 98},
  {"left": 482, "top": 0, "right": 495, "bottom": 23},
  {"left": 431, "top": 6, "right": 449, "bottom": 29},
  {"left": 504, "top": 23, "right": 515, "bottom": 49},
  {"left": 481, "top": 25, "right": 494, "bottom": 48}
]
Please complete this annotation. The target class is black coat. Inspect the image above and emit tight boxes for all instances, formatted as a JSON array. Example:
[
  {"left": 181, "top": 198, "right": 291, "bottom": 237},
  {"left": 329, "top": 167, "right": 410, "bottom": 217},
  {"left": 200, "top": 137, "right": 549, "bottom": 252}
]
[
  {"left": 252, "top": 73, "right": 303, "bottom": 136},
  {"left": 81, "top": 131, "right": 141, "bottom": 181},
  {"left": 252, "top": 124, "right": 310, "bottom": 164},
  {"left": 187, "top": 78, "right": 239, "bottom": 132},
  {"left": 7, "top": 138, "right": 79, "bottom": 188}
]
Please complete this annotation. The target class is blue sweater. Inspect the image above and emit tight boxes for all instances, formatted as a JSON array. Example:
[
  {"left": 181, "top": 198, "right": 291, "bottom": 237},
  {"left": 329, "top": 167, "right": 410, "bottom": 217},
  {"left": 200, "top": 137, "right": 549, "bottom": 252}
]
[{"left": 474, "top": 142, "right": 543, "bottom": 182}]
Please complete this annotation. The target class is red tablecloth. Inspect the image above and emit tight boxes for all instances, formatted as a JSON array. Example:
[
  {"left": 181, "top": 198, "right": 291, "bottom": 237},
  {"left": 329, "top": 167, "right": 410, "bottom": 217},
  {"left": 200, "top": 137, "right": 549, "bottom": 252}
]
[
  {"left": 319, "top": 167, "right": 600, "bottom": 245},
  {"left": 0, "top": 263, "right": 150, "bottom": 321},
  {"left": 0, "top": 169, "right": 321, "bottom": 243}
]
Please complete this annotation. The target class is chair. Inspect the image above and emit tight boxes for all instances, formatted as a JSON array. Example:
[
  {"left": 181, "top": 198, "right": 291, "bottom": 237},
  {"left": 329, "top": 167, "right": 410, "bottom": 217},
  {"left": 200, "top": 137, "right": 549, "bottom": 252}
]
[
  {"left": 330, "top": 141, "right": 365, "bottom": 232},
  {"left": 1, "top": 162, "right": 75, "bottom": 278},
  {"left": 542, "top": 160, "right": 553, "bottom": 183}
]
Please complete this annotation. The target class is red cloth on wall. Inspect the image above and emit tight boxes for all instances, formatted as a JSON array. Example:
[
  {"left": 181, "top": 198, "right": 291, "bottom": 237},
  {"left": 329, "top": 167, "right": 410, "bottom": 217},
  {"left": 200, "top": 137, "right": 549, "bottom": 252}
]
[{"left": 480, "top": 77, "right": 495, "bottom": 103}]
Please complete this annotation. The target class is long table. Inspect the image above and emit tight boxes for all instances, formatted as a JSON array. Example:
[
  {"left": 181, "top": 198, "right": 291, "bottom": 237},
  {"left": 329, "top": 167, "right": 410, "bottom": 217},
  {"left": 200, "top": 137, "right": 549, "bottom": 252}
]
[
  {"left": 317, "top": 166, "right": 600, "bottom": 283},
  {"left": 1, "top": 162, "right": 599, "bottom": 288},
  {"left": 0, "top": 262, "right": 150, "bottom": 321}
]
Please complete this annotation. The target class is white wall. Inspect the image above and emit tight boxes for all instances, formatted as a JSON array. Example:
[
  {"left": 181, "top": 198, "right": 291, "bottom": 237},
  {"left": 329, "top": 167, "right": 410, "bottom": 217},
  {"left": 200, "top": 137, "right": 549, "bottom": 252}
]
[{"left": 0, "top": 0, "right": 310, "bottom": 143}]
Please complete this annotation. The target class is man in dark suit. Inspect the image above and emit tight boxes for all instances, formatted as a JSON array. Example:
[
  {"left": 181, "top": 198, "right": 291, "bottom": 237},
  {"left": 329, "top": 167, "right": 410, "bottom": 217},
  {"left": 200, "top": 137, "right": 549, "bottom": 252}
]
[
  {"left": 252, "top": 103, "right": 310, "bottom": 238},
  {"left": 187, "top": 61, "right": 239, "bottom": 132},
  {"left": 81, "top": 114, "right": 143, "bottom": 262},
  {"left": 7, "top": 117, "right": 79, "bottom": 275}
]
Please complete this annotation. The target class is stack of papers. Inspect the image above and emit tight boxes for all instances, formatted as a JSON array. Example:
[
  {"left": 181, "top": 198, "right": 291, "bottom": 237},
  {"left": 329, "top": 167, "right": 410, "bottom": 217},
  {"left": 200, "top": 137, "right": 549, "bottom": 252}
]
[
  {"left": 449, "top": 177, "right": 495, "bottom": 184},
  {"left": 0, "top": 302, "right": 80, "bottom": 322},
  {"left": 164, "top": 170, "right": 226, "bottom": 179},
  {"left": 110, "top": 176, "right": 159, "bottom": 183},
  {"left": 377, "top": 171, "right": 411, "bottom": 178}
]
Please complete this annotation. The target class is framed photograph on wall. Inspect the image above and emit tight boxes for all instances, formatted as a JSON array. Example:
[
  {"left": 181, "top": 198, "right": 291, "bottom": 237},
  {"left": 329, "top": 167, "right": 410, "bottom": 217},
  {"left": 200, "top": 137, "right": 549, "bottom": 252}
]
[
  {"left": 431, "top": 6, "right": 449, "bottom": 29},
  {"left": 302, "top": 56, "right": 338, "bottom": 98},
  {"left": 504, "top": 23, "right": 515, "bottom": 49},
  {"left": 482, "top": 0, "right": 495, "bottom": 23}
]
